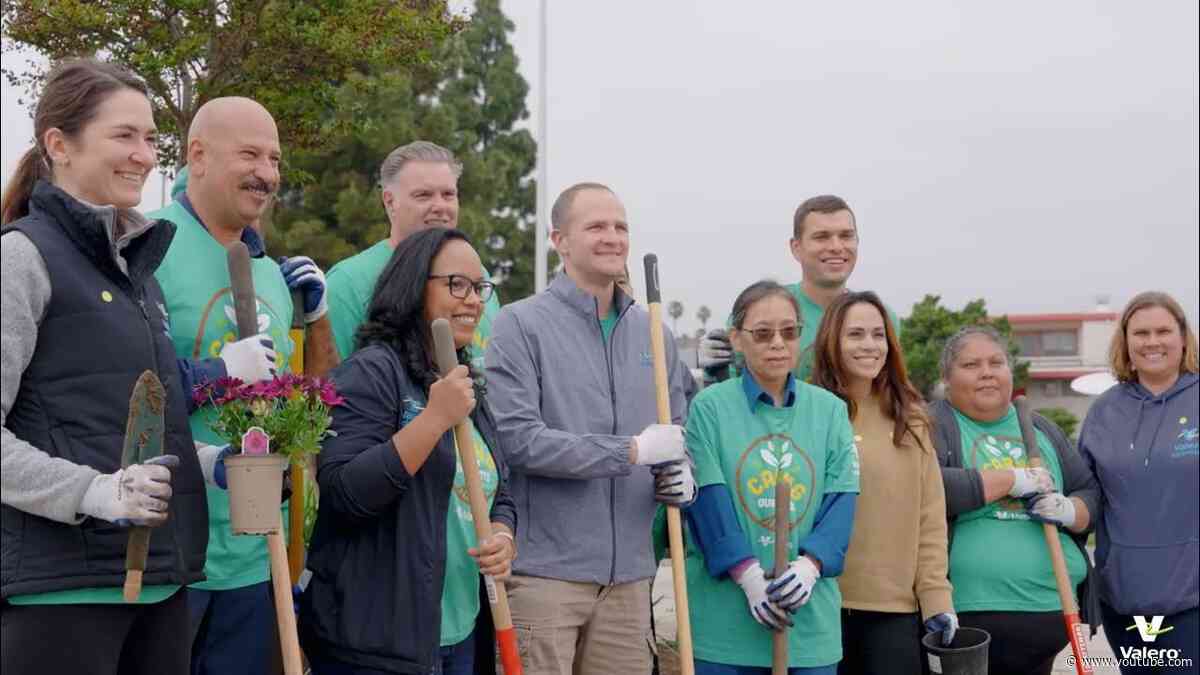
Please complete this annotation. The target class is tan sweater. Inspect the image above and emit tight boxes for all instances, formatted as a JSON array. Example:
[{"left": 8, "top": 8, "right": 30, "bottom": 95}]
[{"left": 838, "top": 394, "right": 954, "bottom": 619}]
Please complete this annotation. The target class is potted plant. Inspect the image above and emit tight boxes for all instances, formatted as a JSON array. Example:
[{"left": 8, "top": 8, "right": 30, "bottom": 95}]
[{"left": 195, "top": 374, "right": 342, "bottom": 535}]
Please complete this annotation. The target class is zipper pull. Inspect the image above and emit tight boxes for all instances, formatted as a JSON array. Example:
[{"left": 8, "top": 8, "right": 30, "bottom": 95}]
[{"left": 137, "top": 299, "right": 150, "bottom": 319}]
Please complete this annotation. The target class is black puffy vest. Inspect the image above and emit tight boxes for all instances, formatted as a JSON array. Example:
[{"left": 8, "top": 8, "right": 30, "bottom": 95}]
[{"left": 1, "top": 181, "right": 208, "bottom": 598}]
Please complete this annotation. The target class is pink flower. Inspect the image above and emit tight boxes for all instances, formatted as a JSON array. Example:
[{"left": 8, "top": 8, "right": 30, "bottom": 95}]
[
  {"left": 317, "top": 381, "right": 344, "bottom": 406},
  {"left": 241, "top": 426, "right": 271, "bottom": 455}
]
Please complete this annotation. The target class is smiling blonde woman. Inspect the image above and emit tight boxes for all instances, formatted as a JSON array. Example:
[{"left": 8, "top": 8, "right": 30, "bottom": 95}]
[{"left": 1078, "top": 290, "right": 1199, "bottom": 671}]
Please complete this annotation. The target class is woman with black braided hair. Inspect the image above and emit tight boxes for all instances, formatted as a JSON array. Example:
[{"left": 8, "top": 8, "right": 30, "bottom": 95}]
[{"left": 298, "top": 227, "right": 517, "bottom": 675}]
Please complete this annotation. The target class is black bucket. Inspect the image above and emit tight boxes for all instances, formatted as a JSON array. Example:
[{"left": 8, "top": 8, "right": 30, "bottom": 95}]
[{"left": 921, "top": 626, "right": 990, "bottom": 675}]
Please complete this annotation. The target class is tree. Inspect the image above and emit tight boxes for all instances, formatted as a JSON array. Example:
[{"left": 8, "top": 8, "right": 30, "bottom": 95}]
[
  {"left": 668, "top": 300, "right": 684, "bottom": 333},
  {"left": 2, "top": 1, "right": 460, "bottom": 169},
  {"left": 1037, "top": 407, "right": 1080, "bottom": 440},
  {"left": 899, "top": 295, "right": 1030, "bottom": 398},
  {"left": 697, "top": 305, "right": 712, "bottom": 333},
  {"left": 268, "top": 0, "right": 541, "bottom": 299}
]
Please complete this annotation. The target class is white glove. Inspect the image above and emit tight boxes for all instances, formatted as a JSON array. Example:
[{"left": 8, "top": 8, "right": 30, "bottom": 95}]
[
  {"left": 279, "top": 255, "right": 328, "bottom": 323},
  {"left": 632, "top": 424, "right": 687, "bottom": 466},
  {"left": 219, "top": 333, "right": 276, "bottom": 384},
  {"left": 1025, "top": 492, "right": 1076, "bottom": 528},
  {"left": 699, "top": 329, "right": 733, "bottom": 372},
  {"left": 651, "top": 459, "right": 697, "bottom": 506},
  {"left": 1009, "top": 467, "right": 1055, "bottom": 498},
  {"left": 734, "top": 561, "right": 792, "bottom": 631},
  {"left": 766, "top": 556, "right": 821, "bottom": 611},
  {"left": 78, "top": 455, "right": 180, "bottom": 527}
]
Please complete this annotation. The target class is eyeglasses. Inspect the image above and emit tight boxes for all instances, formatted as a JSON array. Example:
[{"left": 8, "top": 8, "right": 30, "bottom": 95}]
[
  {"left": 428, "top": 274, "right": 496, "bottom": 302},
  {"left": 743, "top": 325, "right": 801, "bottom": 344}
]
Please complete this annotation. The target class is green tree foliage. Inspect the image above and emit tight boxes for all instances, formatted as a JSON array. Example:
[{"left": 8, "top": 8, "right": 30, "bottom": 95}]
[
  {"left": 668, "top": 300, "right": 684, "bottom": 332},
  {"left": 2, "top": 0, "right": 460, "bottom": 168},
  {"left": 1037, "top": 406, "right": 1080, "bottom": 439},
  {"left": 268, "top": 0, "right": 541, "bottom": 300},
  {"left": 697, "top": 305, "right": 712, "bottom": 332},
  {"left": 900, "top": 295, "right": 1030, "bottom": 398}
]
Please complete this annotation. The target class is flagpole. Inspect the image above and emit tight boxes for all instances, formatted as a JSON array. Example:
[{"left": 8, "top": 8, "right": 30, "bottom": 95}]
[{"left": 534, "top": 0, "right": 549, "bottom": 293}]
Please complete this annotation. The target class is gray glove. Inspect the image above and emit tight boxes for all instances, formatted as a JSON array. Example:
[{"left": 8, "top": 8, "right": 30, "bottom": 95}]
[
  {"left": 1009, "top": 467, "right": 1054, "bottom": 498},
  {"left": 651, "top": 459, "right": 697, "bottom": 506},
  {"left": 77, "top": 455, "right": 180, "bottom": 527},
  {"left": 699, "top": 329, "right": 733, "bottom": 379}
]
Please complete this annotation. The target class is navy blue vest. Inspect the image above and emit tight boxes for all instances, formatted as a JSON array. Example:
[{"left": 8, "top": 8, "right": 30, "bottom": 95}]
[{"left": 1, "top": 181, "right": 208, "bottom": 598}]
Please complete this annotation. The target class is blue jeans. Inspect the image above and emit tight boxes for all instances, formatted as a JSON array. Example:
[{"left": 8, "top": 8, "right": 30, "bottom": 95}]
[
  {"left": 695, "top": 659, "right": 838, "bottom": 675},
  {"left": 187, "top": 583, "right": 273, "bottom": 675},
  {"left": 432, "top": 631, "right": 475, "bottom": 675}
]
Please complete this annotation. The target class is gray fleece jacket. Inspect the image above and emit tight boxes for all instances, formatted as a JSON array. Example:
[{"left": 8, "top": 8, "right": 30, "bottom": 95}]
[
  {"left": 484, "top": 273, "right": 690, "bottom": 585},
  {"left": 0, "top": 206, "right": 155, "bottom": 524}
]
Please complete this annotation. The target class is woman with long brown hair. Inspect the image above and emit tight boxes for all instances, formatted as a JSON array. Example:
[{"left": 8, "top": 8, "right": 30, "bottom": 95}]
[
  {"left": 0, "top": 58, "right": 207, "bottom": 675},
  {"left": 810, "top": 291, "right": 956, "bottom": 675}
]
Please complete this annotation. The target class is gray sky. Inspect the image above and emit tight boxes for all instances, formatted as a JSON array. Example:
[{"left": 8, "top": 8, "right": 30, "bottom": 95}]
[{"left": 4, "top": 1, "right": 1197, "bottom": 333}]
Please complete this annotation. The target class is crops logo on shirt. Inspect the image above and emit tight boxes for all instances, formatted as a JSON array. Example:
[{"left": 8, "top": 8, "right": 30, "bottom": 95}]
[
  {"left": 970, "top": 433, "right": 1033, "bottom": 520},
  {"left": 734, "top": 433, "right": 816, "bottom": 542},
  {"left": 452, "top": 433, "right": 498, "bottom": 511},
  {"left": 190, "top": 288, "right": 285, "bottom": 360}
]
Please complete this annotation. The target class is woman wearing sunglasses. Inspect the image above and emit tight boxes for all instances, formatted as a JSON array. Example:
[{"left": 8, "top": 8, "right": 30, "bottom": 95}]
[
  {"left": 809, "top": 292, "right": 955, "bottom": 675},
  {"left": 299, "top": 227, "right": 517, "bottom": 675},
  {"left": 683, "top": 280, "right": 860, "bottom": 674}
]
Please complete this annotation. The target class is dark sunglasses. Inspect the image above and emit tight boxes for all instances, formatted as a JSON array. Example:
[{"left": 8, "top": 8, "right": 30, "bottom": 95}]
[
  {"left": 743, "top": 324, "right": 801, "bottom": 344},
  {"left": 428, "top": 274, "right": 496, "bottom": 303}
]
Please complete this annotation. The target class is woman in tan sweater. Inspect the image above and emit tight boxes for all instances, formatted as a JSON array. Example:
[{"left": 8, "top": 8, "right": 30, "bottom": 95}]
[{"left": 810, "top": 291, "right": 955, "bottom": 675}]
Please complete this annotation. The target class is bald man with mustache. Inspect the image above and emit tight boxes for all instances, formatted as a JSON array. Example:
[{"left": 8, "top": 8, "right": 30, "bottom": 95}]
[{"left": 148, "top": 97, "right": 329, "bottom": 675}]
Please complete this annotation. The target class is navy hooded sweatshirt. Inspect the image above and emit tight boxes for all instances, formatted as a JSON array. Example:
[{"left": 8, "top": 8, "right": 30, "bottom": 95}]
[{"left": 1079, "top": 372, "right": 1199, "bottom": 616}]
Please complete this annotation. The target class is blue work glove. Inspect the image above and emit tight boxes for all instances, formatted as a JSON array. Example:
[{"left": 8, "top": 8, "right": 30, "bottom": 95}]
[
  {"left": 924, "top": 612, "right": 959, "bottom": 647},
  {"left": 766, "top": 556, "right": 820, "bottom": 611},
  {"left": 733, "top": 561, "right": 793, "bottom": 631},
  {"left": 278, "top": 256, "right": 328, "bottom": 323}
]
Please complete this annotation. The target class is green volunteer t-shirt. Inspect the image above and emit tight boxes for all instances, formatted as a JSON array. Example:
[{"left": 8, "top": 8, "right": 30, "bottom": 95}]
[
  {"left": 150, "top": 199, "right": 295, "bottom": 591},
  {"left": 726, "top": 284, "right": 900, "bottom": 383},
  {"left": 684, "top": 375, "right": 860, "bottom": 669},
  {"left": 948, "top": 405, "right": 1087, "bottom": 612},
  {"left": 440, "top": 424, "right": 500, "bottom": 646},
  {"left": 325, "top": 239, "right": 501, "bottom": 369}
]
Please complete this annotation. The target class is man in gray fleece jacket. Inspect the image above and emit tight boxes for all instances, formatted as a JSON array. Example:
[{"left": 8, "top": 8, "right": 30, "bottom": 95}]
[{"left": 485, "top": 182, "right": 695, "bottom": 675}]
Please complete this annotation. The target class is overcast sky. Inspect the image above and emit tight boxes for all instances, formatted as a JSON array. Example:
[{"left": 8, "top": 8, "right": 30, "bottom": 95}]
[{"left": 4, "top": 1, "right": 1197, "bottom": 333}]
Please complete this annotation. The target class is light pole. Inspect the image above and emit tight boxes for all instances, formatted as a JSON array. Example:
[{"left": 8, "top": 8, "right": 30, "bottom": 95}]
[{"left": 534, "top": 0, "right": 549, "bottom": 293}]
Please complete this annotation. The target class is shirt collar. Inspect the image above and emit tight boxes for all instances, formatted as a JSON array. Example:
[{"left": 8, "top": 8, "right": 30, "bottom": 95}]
[
  {"left": 178, "top": 193, "right": 266, "bottom": 258},
  {"left": 742, "top": 370, "right": 797, "bottom": 412},
  {"left": 548, "top": 272, "right": 635, "bottom": 319}
]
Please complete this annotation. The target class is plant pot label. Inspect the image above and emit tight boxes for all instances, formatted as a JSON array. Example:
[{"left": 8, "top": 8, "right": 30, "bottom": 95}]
[{"left": 242, "top": 426, "right": 271, "bottom": 455}]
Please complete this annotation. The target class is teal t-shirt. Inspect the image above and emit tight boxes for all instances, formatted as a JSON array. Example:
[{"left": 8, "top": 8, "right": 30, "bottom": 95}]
[
  {"left": 150, "top": 199, "right": 295, "bottom": 591},
  {"left": 7, "top": 584, "right": 180, "bottom": 606},
  {"left": 948, "top": 405, "right": 1087, "bottom": 612},
  {"left": 325, "top": 239, "right": 501, "bottom": 368},
  {"left": 684, "top": 376, "right": 860, "bottom": 668},
  {"left": 599, "top": 305, "right": 619, "bottom": 342},
  {"left": 440, "top": 424, "right": 500, "bottom": 646},
  {"left": 726, "top": 284, "right": 900, "bottom": 383}
]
